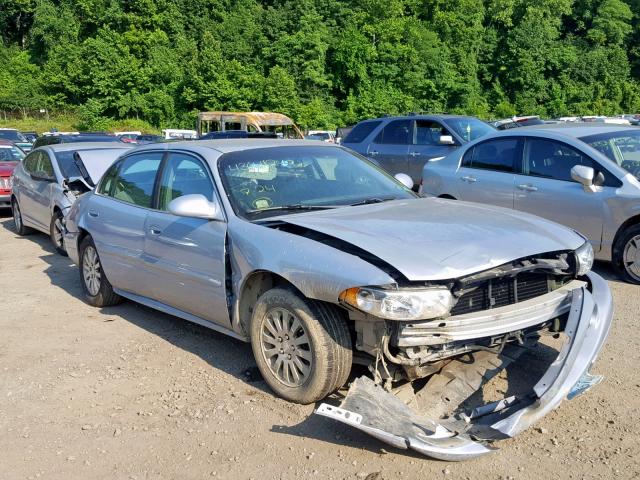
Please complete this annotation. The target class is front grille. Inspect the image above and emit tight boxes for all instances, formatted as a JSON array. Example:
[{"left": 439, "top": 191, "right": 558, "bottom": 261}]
[{"left": 450, "top": 273, "right": 552, "bottom": 316}]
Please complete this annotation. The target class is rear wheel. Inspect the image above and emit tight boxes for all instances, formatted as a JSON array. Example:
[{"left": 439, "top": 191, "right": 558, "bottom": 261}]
[
  {"left": 11, "top": 198, "right": 33, "bottom": 236},
  {"left": 613, "top": 224, "right": 640, "bottom": 284},
  {"left": 79, "top": 236, "right": 122, "bottom": 307},
  {"left": 49, "top": 210, "right": 67, "bottom": 256},
  {"left": 250, "top": 288, "right": 352, "bottom": 404}
]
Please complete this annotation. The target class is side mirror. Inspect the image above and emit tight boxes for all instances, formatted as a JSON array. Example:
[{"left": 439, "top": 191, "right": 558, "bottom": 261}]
[
  {"left": 439, "top": 134, "right": 455, "bottom": 145},
  {"left": 394, "top": 173, "right": 414, "bottom": 189},
  {"left": 571, "top": 165, "right": 595, "bottom": 188},
  {"left": 168, "top": 194, "right": 223, "bottom": 221}
]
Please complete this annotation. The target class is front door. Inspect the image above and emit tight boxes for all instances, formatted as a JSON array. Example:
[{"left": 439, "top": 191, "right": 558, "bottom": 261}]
[
  {"left": 513, "top": 137, "right": 607, "bottom": 250},
  {"left": 142, "top": 152, "right": 230, "bottom": 327},
  {"left": 455, "top": 137, "right": 523, "bottom": 209},
  {"left": 407, "top": 119, "right": 458, "bottom": 182}
]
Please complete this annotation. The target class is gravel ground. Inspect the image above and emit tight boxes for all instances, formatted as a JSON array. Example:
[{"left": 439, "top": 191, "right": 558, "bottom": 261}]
[{"left": 1, "top": 213, "right": 639, "bottom": 480}]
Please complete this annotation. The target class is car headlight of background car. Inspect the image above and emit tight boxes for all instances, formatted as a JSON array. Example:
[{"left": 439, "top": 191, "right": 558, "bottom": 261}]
[
  {"left": 575, "top": 241, "right": 594, "bottom": 276},
  {"left": 339, "top": 286, "right": 454, "bottom": 321}
]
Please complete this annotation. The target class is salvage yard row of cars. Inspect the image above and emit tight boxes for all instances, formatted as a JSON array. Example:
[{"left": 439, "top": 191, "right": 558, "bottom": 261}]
[{"left": 2, "top": 114, "right": 633, "bottom": 461}]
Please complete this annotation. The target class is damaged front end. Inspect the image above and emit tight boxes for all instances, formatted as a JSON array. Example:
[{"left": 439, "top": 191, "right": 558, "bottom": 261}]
[{"left": 316, "top": 263, "right": 613, "bottom": 461}]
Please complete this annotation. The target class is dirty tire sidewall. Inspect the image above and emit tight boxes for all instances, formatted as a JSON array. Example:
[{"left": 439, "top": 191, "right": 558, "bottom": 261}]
[
  {"left": 250, "top": 288, "right": 352, "bottom": 404},
  {"left": 79, "top": 236, "right": 122, "bottom": 307},
  {"left": 613, "top": 224, "right": 640, "bottom": 285},
  {"left": 50, "top": 210, "right": 68, "bottom": 256}
]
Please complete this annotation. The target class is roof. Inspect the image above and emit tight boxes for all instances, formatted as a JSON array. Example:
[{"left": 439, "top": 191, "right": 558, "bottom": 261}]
[
  {"left": 517, "top": 122, "right": 639, "bottom": 138},
  {"left": 133, "top": 138, "right": 331, "bottom": 155},
  {"left": 197, "top": 111, "right": 296, "bottom": 126},
  {"left": 359, "top": 114, "right": 481, "bottom": 122},
  {"left": 41, "top": 142, "right": 135, "bottom": 152}
]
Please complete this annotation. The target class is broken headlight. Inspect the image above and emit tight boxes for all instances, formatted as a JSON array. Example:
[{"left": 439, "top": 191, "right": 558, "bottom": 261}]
[
  {"left": 339, "top": 287, "right": 453, "bottom": 321},
  {"left": 575, "top": 241, "right": 594, "bottom": 276}
]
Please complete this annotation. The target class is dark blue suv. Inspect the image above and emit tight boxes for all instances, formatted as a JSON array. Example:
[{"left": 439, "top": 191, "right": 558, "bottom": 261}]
[{"left": 342, "top": 114, "right": 495, "bottom": 187}]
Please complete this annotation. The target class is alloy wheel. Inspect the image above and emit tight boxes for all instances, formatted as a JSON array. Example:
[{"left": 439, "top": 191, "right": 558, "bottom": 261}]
[
  {"left": 623, "top": 234, "right": 640, "bottom": 282},
  {"left": 82, "top": 246, "right": 102, "bottom": 296},
  {"left": 260, "top": 307, "right": 313, "bottom": 387}
]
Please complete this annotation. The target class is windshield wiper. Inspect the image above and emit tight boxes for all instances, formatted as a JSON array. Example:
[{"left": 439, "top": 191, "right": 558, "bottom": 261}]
[
  {"left": 349, "top": 196, "right": 397, "bottom": 206},
  {"left": 246, "top": 204, "right": 338, "bottom": 215}
]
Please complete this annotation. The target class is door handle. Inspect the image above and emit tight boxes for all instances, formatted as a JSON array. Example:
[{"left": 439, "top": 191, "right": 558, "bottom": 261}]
[
  {"left": 517, "top": 184, "right": 538, "bottom": 192},
  {"left": 369, "top": 150, "right": 379, "bottom": 156},
  {"left": 149, "top": 227, "right": 162, "bottom": 235},
  {"left": 461, "top": 175, "right": 477, "bottom": 183},
  {"left": 409, "top": 151, "right": 421, "bottom": 157},
  {"left": 88, "top": 210, "right": 99, "bottom": 218}
]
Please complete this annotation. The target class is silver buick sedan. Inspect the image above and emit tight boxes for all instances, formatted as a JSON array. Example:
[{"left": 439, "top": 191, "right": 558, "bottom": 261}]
[
  {"left": 421, "top": 124, "right": 640, "bottom": 284},
  {"left": 11, "top": 142, "right": 134, "bottom": 254},
  {"left": 63, "top": 140, "right": 612, "bottom": 460}
]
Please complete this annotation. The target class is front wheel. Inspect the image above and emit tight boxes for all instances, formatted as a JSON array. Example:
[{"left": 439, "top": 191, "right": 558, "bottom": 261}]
[
  {"left": 250, "top": 288, "right": 352, "bottom": 404},
  {"left": 613, "top": 224, "right": 640, "bottom": 284},
  {"left": 50, "top": 210, "right": 67, "bottom": 256},
  {"left": 79, "top": 236, "right": 122, "bottom": 307}
]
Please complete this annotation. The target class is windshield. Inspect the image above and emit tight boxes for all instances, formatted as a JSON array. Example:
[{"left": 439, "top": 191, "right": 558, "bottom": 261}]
[
  {"left": 0, "top": 130, "right": 27, "bottom": 142},
  {"left": 218, "top": 146, "right": 416, "bottom": 219},
  {"left": 0, "top": 145, "right": 25, "bottom": 161},
  {"left": 54, "top": 151, "right": 84, "bottom": 178},
  {"left": 443, "top": 118, "right": 495, "bottom": 143},
  {"left": 581, "top": 130, "right": 640, "bottom": 179}
]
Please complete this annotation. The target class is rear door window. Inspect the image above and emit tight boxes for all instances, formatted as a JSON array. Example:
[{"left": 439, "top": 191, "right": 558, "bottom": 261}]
[
  {"left": 107, "top": 152, "right": 163, "bottom": 208},
  {"left": 374, "top": 120, "right": 412, "bottom": 145},
  {"left": 343, "top": 121, "right": 382, "bottom": 143},
  {"left": 461, "top": 138, "right": 521, "bottom": 172}
]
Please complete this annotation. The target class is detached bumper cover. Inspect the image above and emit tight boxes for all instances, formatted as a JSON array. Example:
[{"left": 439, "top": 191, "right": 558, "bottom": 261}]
[{"left": 316, "top": 271, "right": 613, "bottom": 461}]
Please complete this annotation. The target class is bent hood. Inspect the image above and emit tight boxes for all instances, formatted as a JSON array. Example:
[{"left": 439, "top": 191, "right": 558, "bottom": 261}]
[{"left": 277, "top": 198, "right": 584, "bottom": 281}]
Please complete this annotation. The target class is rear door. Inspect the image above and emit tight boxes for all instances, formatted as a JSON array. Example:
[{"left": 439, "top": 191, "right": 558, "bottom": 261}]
[
  {"left": 85, "top": 151, "right": 164, "bottom": 296},
  {"left": 142, "top": 151, "right": 230, "bottom": 326},
  {"left": 408, "top": 119, "right": 459, "bottom": 182},
  {"left": 366, "top": 120, "right": 412, "bottom": 178},
  {"left": 455, "top": 137, "right": 522, "bottom": 209},
  {"left": 513, "top": 137, "right": 610, "bottom": 250}
]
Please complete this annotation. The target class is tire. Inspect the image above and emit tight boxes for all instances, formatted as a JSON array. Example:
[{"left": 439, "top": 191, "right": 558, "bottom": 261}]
[
  {"left": 613, "top": 224, "right": 640, "bottom": 285},
  {"left": 11, "top": 198, "right": 33, "bottom": 236},
  {"left": 250, "top": 288, "right": 352, "bottom": 404},
  {"left": 49, "top": 210, "right": 68, "bottom": 256},
  {"left": 79, "top": 235, "right": 122, "bottom": 307}
]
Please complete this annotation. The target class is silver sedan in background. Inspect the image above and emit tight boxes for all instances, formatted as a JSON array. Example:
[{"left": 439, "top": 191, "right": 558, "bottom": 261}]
[
  {"left": 63, "top": 140, "right": 611, "bottom": 460},
  {"left": 11, "top": 142, "right": 134, "bottom": 254},
  {"left": 421, "top": 124, "right": 640, "bottom": 283}
]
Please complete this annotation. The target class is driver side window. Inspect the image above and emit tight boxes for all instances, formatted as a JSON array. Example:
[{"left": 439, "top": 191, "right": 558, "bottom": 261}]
[{"left": 157, "top": 153, "right": 215, "bottom": 211}]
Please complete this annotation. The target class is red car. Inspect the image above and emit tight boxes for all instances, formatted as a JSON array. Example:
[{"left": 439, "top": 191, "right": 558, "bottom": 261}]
[{"left": 0, "top": 140, "right": 26, "bottom": 208}]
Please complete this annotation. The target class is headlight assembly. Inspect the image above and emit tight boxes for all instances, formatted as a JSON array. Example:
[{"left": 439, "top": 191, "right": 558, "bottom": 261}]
[
  {"left": 339, "top": 286, "right": 453, "bottom": 321},
  {"left": 575, "top": 241, "right": 594, "bottom": 276}
]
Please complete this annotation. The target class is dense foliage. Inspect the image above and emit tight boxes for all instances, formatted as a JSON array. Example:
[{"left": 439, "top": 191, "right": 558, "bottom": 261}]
[{"left": 1, "top": 0, "right": 640, "bottom": 129}]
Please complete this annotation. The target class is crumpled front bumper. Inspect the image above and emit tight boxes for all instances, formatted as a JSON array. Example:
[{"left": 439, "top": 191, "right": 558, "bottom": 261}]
[{"left": 315, "top": 271, "right": 613, "bottom": 461}]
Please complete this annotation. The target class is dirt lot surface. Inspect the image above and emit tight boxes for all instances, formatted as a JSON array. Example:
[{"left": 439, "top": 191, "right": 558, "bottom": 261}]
[{"left": 1, "top": 213, "right": 639, "bottom": 480}]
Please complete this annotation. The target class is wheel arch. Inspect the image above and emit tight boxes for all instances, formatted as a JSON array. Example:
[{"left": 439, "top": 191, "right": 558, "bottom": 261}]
[
  {"left": 235, "top": 270, "right": 303, "bottom": 337},
  {"left": 612, "top": 214, "right": 640, "bottom": 263}
]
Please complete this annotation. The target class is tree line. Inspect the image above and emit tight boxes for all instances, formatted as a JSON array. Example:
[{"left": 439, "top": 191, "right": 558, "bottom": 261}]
[{"left": 1, "top": 0, "right": 639, "bottom": 130}]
